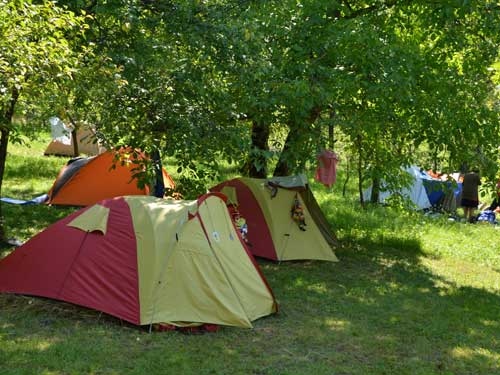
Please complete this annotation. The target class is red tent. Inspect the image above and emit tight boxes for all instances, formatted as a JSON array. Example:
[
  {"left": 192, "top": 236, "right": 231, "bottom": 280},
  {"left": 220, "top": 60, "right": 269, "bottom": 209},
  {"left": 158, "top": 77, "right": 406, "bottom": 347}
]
[
  {"left": 0, "top": 195, "right": 277, "bottom": 328},
  {"left": 210, "top": 177, "right": 338, "bottom": 262}
]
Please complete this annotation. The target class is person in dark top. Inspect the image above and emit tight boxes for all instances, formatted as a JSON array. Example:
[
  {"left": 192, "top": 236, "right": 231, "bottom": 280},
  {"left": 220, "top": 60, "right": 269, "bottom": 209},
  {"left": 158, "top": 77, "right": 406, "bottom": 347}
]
[
  {"left": 461, "top": 169, "right": 481, "bottom": 222},
  {"left": 487, "top": 179, "right": 500, "bottom": 211}
]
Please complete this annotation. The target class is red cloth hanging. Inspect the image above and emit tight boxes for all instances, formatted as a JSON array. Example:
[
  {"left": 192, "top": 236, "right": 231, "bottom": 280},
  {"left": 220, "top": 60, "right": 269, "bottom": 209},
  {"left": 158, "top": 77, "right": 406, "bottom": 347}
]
[{"left": 315, "top": 150, "right": 339, "bottom": 188}]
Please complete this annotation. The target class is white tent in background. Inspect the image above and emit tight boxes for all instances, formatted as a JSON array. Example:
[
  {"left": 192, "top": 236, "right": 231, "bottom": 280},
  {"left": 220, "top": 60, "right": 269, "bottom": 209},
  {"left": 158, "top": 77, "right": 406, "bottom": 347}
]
[
  {"left": 44, "top": 117, "right": 105, "bottom": 157},
  {"left": 48, "top": 116, "right": 72, "bottom": 145},
  {"left": 363, "top": 166, "right": 432, "bottom": 210}
]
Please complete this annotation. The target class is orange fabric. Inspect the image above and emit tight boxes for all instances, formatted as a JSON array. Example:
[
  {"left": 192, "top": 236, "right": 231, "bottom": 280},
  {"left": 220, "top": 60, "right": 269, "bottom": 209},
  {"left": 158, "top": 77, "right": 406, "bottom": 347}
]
[
  {"left": 47, "top": 150, "right": 174, "bottom": 206},
  {"left": 427, "top": 170, "right": 441, "bottom": 179},
  {"left": 162, "top": 169, "right": 175, "bottom": 190}
]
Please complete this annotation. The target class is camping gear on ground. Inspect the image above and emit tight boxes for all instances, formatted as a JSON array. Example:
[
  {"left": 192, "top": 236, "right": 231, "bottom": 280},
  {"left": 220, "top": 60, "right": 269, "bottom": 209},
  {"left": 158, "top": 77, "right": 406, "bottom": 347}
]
[
  {"left": 47, "top": 149, "right": 175, "bottom": 206},
  {"left": 0, "top": 193, "right": 48, "bottom": 205},
  {"left": 315, "top": 150, "right": 339, "bottom": 188},
  {"left": 363, "top": 166, "right": 431, "bottom": 209},
  {"left": 44, "top": 117, "right": 105, "bottom": 156},
  {"left": 363, "top": 166, "right": 461, "bottom": 211},
  {"left": 0, "top": 194, "right": 277, "bottom": 328},
  {"left": 441, "top": 188, "right": 458, "bottom": 213},
  {"left": 426, "top": 172, "right": 462, "bottom": 212},
  {"left": 423, "top": 176, "right": 462, "bottom": 210},
  {"left": 210, "top": 176, "right": 338, "bottom": 262},
  {"left": 477, "top": 210, "right": 496, "bottom": 225},
  {"left": 154, "top": 322, "right": 220, "bottom": 333}
]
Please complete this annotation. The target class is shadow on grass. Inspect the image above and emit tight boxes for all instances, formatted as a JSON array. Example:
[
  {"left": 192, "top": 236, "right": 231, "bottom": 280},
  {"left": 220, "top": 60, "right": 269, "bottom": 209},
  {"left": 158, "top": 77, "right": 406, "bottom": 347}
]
[
  {"left": 0, "top": 204, "right": 76, "bottom": 253},
  {"left": 259, "top": 231, "right": 500, "bottom": 374}
]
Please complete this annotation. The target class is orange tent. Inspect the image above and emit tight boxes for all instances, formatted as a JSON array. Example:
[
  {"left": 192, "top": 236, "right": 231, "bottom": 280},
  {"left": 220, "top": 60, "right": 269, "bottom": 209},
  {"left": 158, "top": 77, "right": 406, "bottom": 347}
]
[{"left": 47, "top": 149, "right": 175, "bottom": 206}]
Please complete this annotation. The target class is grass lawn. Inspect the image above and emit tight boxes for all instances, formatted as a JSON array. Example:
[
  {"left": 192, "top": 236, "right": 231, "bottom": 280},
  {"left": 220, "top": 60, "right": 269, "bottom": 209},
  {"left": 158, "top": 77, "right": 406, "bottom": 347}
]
[{"left": 1, "top": 138, "right": 499, "bottom": 375}]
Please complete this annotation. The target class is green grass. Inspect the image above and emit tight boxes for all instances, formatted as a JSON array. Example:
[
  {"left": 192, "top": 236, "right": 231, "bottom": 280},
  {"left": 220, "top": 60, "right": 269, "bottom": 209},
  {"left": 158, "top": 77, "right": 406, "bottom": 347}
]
[
  {"left": 1, "top": 136, "right": 75, "bottom": 241},
  {"left": 1, "top": 141, "right": 499, "bottom": 374}
]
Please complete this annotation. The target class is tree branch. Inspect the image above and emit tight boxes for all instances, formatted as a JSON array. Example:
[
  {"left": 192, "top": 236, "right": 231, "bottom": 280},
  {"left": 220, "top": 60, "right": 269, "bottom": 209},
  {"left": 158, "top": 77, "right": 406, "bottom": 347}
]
[{"left": 342, "top": 0, "right": 401, "bottom": 20}]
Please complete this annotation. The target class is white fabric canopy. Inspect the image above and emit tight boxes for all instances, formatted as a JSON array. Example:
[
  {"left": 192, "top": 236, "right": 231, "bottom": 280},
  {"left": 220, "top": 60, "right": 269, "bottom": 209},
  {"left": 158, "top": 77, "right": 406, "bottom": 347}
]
[{"left": 363, "top": 166, "right": 432, "bottom": 210}]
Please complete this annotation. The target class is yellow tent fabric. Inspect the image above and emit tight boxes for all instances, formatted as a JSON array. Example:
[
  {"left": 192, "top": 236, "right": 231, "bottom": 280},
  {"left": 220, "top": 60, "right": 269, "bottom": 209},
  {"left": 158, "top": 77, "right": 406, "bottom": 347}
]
[
  {"left": 67, "top": 204, "right": 110, "bottom": 234},
  {"left": 196, "top": 197, "right": 276, "bottom": 321},
  {"left": 242, "top": 178, "right": 338, "bottom": 262},
  {"left": 220, "top": 186, "right": 238, "bottom": 206},
  {"left": 44, "top": 127, "right": 105, "bottom": 157},
  {"left": 125, "top": 195, "right": 276, "bottom": 328}
]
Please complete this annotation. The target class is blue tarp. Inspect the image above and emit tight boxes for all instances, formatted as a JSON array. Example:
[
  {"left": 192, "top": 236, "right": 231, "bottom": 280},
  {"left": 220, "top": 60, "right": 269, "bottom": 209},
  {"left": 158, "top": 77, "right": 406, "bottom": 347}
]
[
  {"left": 0, "top": 194, "right": 48, "bottom": 205},
  {"left": 418, "top": 170, "right": 462, "bottom": 207}
]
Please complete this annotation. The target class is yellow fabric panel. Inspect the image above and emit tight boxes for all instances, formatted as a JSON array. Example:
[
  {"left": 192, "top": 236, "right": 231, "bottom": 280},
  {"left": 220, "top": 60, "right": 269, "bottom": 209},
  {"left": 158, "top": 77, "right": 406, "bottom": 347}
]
[
  {"left": 220, "top": 186, "right": 238, "bottom": 206},
  {"left": 127, "top": 194, "right": 276, "bottom": 327},
  {"left": 242, "top": 178, "right": 338, "bottom": 261},
  {"left": 67, "top": 204, "right": 110, "bottom": 234},
  {"left": 197, "top": 196, "right": 276, "bottom": 320},
  {"left": 148, "top": 217, "right": 253, "bottom": 328},
  {"left": 125, "top": 196, "right": 196, "bottom": 323}
]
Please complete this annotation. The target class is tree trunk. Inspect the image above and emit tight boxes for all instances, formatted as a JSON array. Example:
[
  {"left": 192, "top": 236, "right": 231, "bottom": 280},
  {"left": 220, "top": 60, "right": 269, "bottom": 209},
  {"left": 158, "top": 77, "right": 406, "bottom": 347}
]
[
  {"left": 328, "top": 111, "right": 335, "bottom": 150},
  {"left": 273, "top": 106, "right": 322, "bottom": 177},
  {"left": 356, "top": 135, "right": 365, "bottom": 207},
  {"left": 71, "top": 129, "right": 78, "bottom": 156},
  {"left": 342, "top": 159, "right": 349, "bottom": 197},
  {"left": 242, "top": 120, "right": 270, "bottom": 178},
  {"left": 370, "top": 176, "right": 380, "bottom": 203},
  {"left": 0, "top": 87, "right": 19, "bottom": 241},
  {"left": 151, "top": 149, "right": 165, "bottom": 197},
  {"left": 358, "top": 156, "right": 364, "bottom": 208},
  {"left": 370, "top": 137, "right": 380, "bottom": 203},
  {"left": 0, "top": 128, "right": 10, "bottom": 240},
  {"left": 273, "top": 129, "right": 293, "bottom": 177},
  {"left": 67, "top": 114, "right": 79, "bottom": 156}
]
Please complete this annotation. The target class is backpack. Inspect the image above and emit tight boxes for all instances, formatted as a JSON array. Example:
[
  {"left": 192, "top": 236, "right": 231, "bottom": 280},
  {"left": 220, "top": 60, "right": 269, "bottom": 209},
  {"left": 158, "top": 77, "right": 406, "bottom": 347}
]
[{"left": 477, "top": 210, "right": 496, "bottom": 224}]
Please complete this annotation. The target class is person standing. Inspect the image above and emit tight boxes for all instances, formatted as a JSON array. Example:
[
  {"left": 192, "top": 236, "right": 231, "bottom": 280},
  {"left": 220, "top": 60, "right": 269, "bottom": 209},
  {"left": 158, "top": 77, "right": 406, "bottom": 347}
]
[
  {"left": 487, "top": 178, "right": 500, "bottom": 211},
  {"left": 461, "top": 169, "right": 481, "bottom": 222}
]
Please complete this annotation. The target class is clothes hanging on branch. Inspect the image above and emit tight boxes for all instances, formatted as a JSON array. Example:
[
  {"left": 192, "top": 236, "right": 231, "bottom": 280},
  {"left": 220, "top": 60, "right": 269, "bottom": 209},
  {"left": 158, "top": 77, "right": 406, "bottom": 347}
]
[{"left": 315, "top": 150, "right": 339, "bottom": 188}]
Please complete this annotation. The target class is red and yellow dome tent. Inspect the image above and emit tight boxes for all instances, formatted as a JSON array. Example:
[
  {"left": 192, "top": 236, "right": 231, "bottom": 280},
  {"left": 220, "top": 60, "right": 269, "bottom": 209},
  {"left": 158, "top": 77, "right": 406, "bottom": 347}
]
[
  {"left": 211, "top": 176, "right": 338, "bottom": 262},
  {"left": 0, "top": 194, "right": 277, "bottom": 328}
]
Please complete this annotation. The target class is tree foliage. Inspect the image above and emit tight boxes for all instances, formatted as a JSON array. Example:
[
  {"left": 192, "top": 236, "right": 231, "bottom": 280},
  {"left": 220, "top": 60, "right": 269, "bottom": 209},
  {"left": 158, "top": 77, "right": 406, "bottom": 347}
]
[
  {"left": 0, "top": 0, "right": 89, "bottom": 240},
  {"left": 3, "top": 0, "right": 500, "bottom": 205}
]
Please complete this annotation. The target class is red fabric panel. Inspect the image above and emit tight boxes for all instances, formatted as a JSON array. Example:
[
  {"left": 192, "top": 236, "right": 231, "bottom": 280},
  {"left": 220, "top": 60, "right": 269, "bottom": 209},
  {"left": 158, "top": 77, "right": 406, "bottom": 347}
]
[
  {"left": 59, "top": 198, "right": 140, "bottom": 324},
  {"left": 0, "top": 197, "right": 141, "bottom": 324},
  {"left": 211, "top": 179, "right": 277, "bottom": 260},
  {"left": 197, "top": 192, "right": 228, "bottom": 205},
  {"left": 0, "top": 209, "right": 88, "bottom": 296}
]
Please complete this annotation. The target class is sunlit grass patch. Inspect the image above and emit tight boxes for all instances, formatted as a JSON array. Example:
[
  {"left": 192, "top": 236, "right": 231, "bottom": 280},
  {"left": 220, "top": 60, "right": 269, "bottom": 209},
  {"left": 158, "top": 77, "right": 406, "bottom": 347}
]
[{"left": 450, "top": 346, "right": 500, "bottom": 367}]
